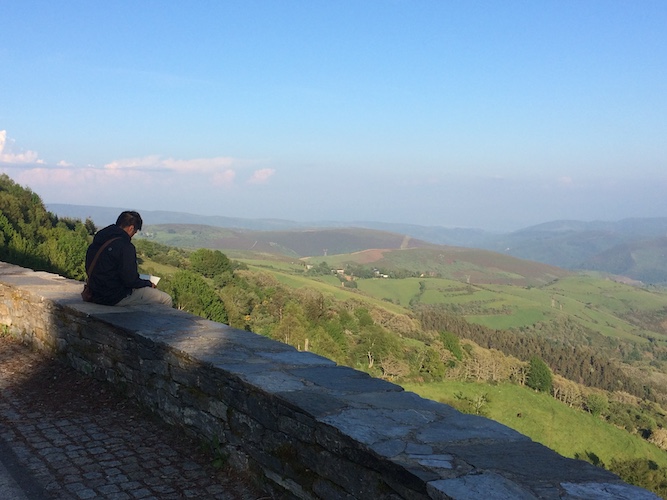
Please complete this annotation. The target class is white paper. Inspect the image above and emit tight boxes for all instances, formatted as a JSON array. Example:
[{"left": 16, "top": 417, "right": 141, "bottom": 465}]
[{"left": 139, "top": 274, "right": 161, "bottom": 285}]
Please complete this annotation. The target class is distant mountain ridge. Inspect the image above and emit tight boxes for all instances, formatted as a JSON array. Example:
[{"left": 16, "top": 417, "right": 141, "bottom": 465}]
[
  {"left": 47, "top": 204, "right": 667, "bottom": 284},
  {"left": 46, "top": 204, "right": 308, "bottom": 231},
  {"left": 479, "top": 218, "right": 667, "bottom": 285}
]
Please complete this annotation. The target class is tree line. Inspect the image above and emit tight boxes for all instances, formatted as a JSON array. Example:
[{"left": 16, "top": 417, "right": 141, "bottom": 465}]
[
  {"left": 415, "top": 304, "right": 660, "bottom": 403},
  {"left": 0, "top": 174, "right": 93, "bottom": 280}
]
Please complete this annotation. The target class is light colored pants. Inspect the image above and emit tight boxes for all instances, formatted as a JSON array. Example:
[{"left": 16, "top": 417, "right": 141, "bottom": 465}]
[{"left": 116, "top": 287, "right": 173, "bottom": 307}]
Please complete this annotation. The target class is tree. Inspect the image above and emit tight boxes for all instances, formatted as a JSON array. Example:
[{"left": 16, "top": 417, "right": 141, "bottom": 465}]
[
  {"left": 355, "top": 308, "right": 374, "bottom": 328},
  {"left": 585, "top": 393, "right": 609, "bottom": 417},
  {"left": 0, "top": 174, "right": 90, "bottom": 279},
  {"left": 164, "top": 270, "right": 227, "bottom": 323},
  {"left": 380, "top": 355, "right": 410, "bottom": 380},
  {"left": 454, "top": 391, "right": 491, "bottom": 416},
  {"left": 526, "top": 356, "right": 553, "bottom": 393},
  {"left": 415, "top": 346, "right": 445, "bottom": 381},
  {"left": 352, "top": 323, "right": 400, "bottom": 373},
  {"left": 190, "top": 248, "right": 231, "bottom": 278},
  {"left": 271, "top": 301, "right": 308, "bottom": 349},
  {"left": 219, "top": 285, "right": 257, "bottom": 330},
  {"left": 308, "top": 325, "right": 345, "bottom": 363},
  {"left": 39, "top": 225, "right": 88, "bottom": 280},
  {"left": 648, "top": 428, "right": 667, "bottom": 451},
  {"left": 298, "top": 288, "right": 327, "bottom": 322},
  {"left": 439, "top": 331, "right": 463, "bottom": 361},
  {"left": 321, "top": 318, "right": 350, "bottom": 357},
  {"left": 84, "top": 218, "right": 97, "bottom": 235},
  {"left": 553, "top": 377, "right": 582, "bottom": 408},
  {"left": 608, "top": 458, "right": 667, "bottom": 498}
]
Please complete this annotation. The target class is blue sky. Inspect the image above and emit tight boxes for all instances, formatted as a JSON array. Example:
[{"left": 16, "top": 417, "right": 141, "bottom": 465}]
[{"left": 1, "top": 1, "right": 665, "bottom": 231}]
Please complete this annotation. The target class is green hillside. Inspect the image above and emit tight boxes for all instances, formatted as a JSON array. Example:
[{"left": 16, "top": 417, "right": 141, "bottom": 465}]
[
  {"left": 240, "top": 260, "right": 411, "bottom": 315},
  {"left": 479, "top": 219, "right": 667, "bottom": 285},
  {"left": 143, "top": 224, "right": 435, "bottom": 257},
  {"left": 385, "top": 272, "right": 667, "bottom": 344},
  {"left": 243, "top": 248, "right": 667, "bottom": 347},
  {"left": 235, "top": 247, "right": 667, "bottom": 404},
  {"left": 582, "top": 237, "right": 667, "bottom": 285},
  {"left": 305, "top": 246, "right": 569, "bottom": 286}
]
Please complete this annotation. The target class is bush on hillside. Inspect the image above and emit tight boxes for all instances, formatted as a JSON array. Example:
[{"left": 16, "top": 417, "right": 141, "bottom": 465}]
[
  {"left": 585, "top": 393, "right": 609, "bottom": 417},
  {"left": 0, "top": 174, "right": 91, "bottom": 280},
  {"left": 526, "top": 356, "right": 553, "bottom": 393}
]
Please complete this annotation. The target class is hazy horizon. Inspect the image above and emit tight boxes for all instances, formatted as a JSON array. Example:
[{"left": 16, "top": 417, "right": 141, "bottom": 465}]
[
  {"left": 2, "top": 2, "right": 666, "bottom": 232},
  {"left": 47, "top": 201, "right": 667, "bottom": 235}
]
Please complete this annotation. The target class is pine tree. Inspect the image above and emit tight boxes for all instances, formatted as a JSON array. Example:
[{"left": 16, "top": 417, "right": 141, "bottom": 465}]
[{"left": 526, "top": 356, "right": 553, "bottom": 393}]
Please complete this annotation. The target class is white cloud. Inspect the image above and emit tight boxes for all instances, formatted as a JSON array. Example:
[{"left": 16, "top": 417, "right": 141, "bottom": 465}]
[
  {"left": 248, "top": 168, "right": 275, "bottom": 184},
  {"left": 101, "top": 154, "right": 274, "bottom": 187},
  {"left": 104, "top": 155, "right": 163, "bottom": 171},
  {"left": 0, "top": 130, "right": 44, "bottom": 164},
  {"left": 162, "top": 157, "right": 236, "bottom": 173},
  {"left": 104, "top": 155, "right": 236, "bottom": 173},
  {"left": 0, "top": 131, "right": 275, "bottom": 212},
  {"left": 212, "top": 169, "right": 236, "bottom": 186},
  {"left": 100, "top": 154, "right": 243, "bottom": 188}
]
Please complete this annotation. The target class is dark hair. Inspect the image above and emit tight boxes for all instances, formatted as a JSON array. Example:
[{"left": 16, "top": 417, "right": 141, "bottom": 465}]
[{"left": 115, "top": 211, "right": 143, "bottom": 231}]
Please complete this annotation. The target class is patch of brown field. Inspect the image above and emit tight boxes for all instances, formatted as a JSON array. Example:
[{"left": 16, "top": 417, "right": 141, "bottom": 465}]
[{"left": 350, "top": 248, "right": 387, "bottom": 264}]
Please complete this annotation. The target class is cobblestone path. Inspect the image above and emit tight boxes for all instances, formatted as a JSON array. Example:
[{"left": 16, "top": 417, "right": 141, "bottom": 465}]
[{"left": 0, "top": 335, "right": 266, "bottom": 500}]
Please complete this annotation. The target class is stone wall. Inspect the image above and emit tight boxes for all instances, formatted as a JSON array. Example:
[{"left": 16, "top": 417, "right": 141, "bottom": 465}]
[{"left": 0, "top": 262, "right": 658, "bottom": 499}]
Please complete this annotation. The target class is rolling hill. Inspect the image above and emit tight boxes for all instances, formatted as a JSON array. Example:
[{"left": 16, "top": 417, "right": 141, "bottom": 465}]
[
  {"left": 478, "top": 219, "right": 667, "bottom": 284},
  {"left": 136, "top": 222, "right": 571, "bottom": 288},
  {"left": 142, "top": 224, "right": 437, "bottom": 257},
  {"left": 306, "top": 246, "right": 569, "bottom": 287},
  {"left": 48, "top": 203, "right": 667, "bottom": 284},
  {"left": 580, "top": 236, "right": 667, "bottom": 284}
]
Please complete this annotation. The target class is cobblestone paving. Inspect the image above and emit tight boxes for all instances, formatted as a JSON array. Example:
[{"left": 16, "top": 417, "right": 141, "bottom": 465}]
[{"left": 0, "top": 336, "right": 266, "bottom": 500}]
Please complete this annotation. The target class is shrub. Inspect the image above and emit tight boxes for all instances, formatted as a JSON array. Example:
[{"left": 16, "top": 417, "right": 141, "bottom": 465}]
[{"left": 526, "top": 356, "right": 553, "bottom": 393}]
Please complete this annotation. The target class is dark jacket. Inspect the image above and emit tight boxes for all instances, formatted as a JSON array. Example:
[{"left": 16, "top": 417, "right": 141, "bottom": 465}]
[{"left": 85, "top": 224, "right": 152, "bottom": 305}]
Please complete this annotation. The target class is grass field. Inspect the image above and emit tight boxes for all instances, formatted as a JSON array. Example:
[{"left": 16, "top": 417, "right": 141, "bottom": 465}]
[
  {"left": 235, "top": 250, "right": 667, "bottom": 346},
  {"left": 144, "top": 230, "right": 667, "bottom": 346},
  {"left": 355, "top": 277, "right": 422, "bottom": 307},
  {"left": 242, "top": 263, "right": 411, "bottom": 314},
  {"left": 357, "top": 274, "right": 667, "bottom": 344},
  {"left": 305, "top": 246, "right": 569, "bottom": 285}
]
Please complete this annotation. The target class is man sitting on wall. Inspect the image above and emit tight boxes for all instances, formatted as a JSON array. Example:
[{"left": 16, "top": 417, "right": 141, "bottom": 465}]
[{"left": 84, "top": 211, "right": 172, "bottom": 307}]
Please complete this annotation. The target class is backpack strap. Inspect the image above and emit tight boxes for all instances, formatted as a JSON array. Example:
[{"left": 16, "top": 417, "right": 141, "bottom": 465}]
[{"left": 85, "top": 237, "right": 122, "bottom": 279}]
